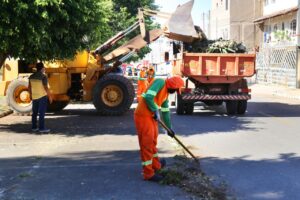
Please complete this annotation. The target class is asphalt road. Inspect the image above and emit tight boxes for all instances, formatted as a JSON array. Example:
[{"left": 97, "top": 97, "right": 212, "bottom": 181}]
[{"left": 0, "top": 86, "right": 300, "bottom": 199}]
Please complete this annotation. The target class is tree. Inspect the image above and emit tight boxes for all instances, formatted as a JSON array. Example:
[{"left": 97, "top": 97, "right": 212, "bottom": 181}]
[
  {"left": 0, "top": 0, "right": 112, "bottom": 68},
  {"left": 103, "top": 0, "right": 159, "bottom": 61},
  {"left": 0, "top": 0, "right": 159, "bottom": 68}
]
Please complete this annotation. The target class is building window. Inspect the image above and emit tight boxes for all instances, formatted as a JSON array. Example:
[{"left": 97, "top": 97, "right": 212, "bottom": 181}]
[
  {"left": 274, "top": 24, "right": 278, "bottom": 32},
  {"left": 225, "top": 0, "right": 228, "bottom": 10},
  {"left": 282, "top": 22, "right": 285, "bottom": 30},
  {"left": 290, "top": 19, "right": 296, "bottom": 35}
]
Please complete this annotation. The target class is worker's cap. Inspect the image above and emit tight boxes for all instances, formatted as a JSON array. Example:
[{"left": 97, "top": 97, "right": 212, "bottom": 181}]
[{"left": 166, "top": 76, "right": 184, "bottom": 94}]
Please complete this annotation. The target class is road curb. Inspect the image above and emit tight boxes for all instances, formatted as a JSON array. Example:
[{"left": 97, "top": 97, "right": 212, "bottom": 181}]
[
  {"left": 0, "top": 109, "right": 13, "bottom": 118},
  {"left": 272, "top": 91, "right": 300, "bottom": 101},
  {"left": 251, "top": 84, "right": 300, "bottom": 101}
]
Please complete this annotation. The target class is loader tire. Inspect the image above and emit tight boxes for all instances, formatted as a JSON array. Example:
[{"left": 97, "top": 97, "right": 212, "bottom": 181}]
[
  {"left": 226, "top": 100, "right": 238, "bottom": 115},
  {"left": 175, "top": 93, "right": 185, "bottom": 115},
  {"left": 6, "top": 78, "right": 32, "bottom": 113},
  {"left": 93, "top": 74, "right": 134, "bottom": 115},
  {"left": 237, "top": 100, "right": 247, "bottom": 115},
  {"left": 47, "top": 101, "right": 69, "bottom": 112}
]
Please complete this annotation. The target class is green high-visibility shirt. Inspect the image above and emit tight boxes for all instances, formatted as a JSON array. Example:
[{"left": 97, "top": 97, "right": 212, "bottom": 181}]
[{"left": 142, "top": 79, "right": 171, "bottom": 128}]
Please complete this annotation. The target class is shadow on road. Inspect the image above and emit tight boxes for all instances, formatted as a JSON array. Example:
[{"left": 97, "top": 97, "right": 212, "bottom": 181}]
[
  {"left": 0, "top": 150, "right": 196, "bottom": 200},
  {"left": 1, "top": 150, "right": 299, "bottom": 199},
  {"left": 1, "top": 100, "right": 300, "bottom": 137},
  {"left": 201, "top": 153, "right": 300, "bottom": 200}
]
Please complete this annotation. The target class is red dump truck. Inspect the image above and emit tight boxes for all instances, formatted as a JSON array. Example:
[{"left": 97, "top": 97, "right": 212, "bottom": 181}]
[{"left": 173, "top": 53, "right": 256, "bottom": 115}]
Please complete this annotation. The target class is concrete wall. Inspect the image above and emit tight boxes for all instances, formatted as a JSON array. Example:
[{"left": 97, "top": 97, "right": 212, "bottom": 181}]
[
  {"left": 230, "top": 0, "right": 256, "bottom": 49},
  {"left": 254, "top": 0, "right": 264, "bottom": 47},
  {"left": 210, "top": 0, "right": 256, "bottom": 49}
]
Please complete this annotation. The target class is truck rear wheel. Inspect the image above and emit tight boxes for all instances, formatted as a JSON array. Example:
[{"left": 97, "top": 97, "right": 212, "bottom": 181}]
[
  {"left": 6, "top": 78, "right": 32, "bottom": 113},
  {"left": 237, "top": 100, "right": 247, "bottom": 115},
  {"left": 47, "top": 101, "right": 69, "bottom": 112},
  {"left": 185, "top": 103, "right": 194, "bottom": 115},
  {"left": 226, "top": 100, "right": 238, "bottom": 115},
  {"left": 93, "top": 74, "right": 134, "bottom": 115},
  {"left": 175, "top": 94, "right": 184, "bottom": 115}
]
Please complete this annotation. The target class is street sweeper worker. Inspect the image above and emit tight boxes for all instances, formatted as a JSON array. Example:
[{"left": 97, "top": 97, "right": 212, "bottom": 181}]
[
  {"left": 136, "top": 66, "right": 148, "bottom": 102},
  {"left": 134, "top": 75, "right": 184, "bottom": 182},
  {"left": 147, "top": 66, "right": 155, "bottom": 84}
]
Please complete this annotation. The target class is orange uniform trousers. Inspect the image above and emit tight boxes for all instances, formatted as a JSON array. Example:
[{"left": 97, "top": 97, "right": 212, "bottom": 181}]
[
  {"left": 136, "top": 80, "right": 148, "bottom": 102},
  {"left": 134, "top": 114, "right": 162, "bottom": 179}
]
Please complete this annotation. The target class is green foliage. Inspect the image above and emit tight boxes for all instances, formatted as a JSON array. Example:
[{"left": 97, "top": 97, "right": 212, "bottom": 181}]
[
  {"left": 107, "top": 0, "right": 159, "bottom": 61},
  {"left": 0, "top": 0, "right": 158, "bottom": 66},
  {"left": 0, "top": 0, "right": 111, "bottom": 63},
  {"left": 274, "top": 30, "right": 291, "bottom": 42},
  {"left": 112, "top": 0, "right": 158, "bottom": 16},
  {"left": 188, "top": 38, "right": 247, "bottom": 53}
]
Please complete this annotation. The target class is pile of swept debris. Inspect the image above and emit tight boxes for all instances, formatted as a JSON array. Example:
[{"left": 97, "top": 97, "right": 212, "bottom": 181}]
[{"left": 158, "top": 155, "right": 234, "bottom": 200}]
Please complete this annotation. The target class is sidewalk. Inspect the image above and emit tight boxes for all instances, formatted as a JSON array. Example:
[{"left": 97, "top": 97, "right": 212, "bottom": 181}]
[
  {"left": 250, "top": 83, "right": 300, "bottom": 101},
  {"left": 0, "top": 96, "right": 12, "bottom": 118}
]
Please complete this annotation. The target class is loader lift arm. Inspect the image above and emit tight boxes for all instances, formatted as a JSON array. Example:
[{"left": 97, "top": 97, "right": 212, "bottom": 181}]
[{"left": 93, "top": 0, "right": 201, "bottom": 72}]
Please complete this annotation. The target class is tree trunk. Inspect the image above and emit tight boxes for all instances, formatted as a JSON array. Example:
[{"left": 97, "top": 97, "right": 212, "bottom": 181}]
[{"left": 0, "top": 53, "right": 8, "bottom": 70}]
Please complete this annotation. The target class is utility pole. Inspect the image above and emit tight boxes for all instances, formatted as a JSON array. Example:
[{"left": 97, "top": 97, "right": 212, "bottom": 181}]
[
  {"left": 297, "top": 0, "right": 300, "bottom": 45},
  {"left": 202, "top": 12, "right": 205, "bottom": 33},
  {"left": 208, "top": 10, "right": 211, "bottom": 38}
]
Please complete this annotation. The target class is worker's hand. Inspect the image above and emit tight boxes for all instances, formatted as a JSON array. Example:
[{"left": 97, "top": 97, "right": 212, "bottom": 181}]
[
  {"left": 153, "top": 110, "right": 160, "bottom": 121},
  {"left": 48, "top": 95, "right": 53, "bottom": 104},
  {"left": 167, "top": 128, "right": 175, "bottom": 138}
]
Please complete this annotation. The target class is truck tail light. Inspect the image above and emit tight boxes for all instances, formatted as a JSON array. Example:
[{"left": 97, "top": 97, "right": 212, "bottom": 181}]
[
  {"left": 183, "top": 88, "right": 192, "bottom": 93},
  {"left": 238, "top": 88, "right": 251, "bottom": 93}
]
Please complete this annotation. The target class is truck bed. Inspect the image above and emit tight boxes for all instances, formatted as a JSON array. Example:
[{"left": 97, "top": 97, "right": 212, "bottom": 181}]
[{"left": 173, "top": 53, "right": 256, "bottom": 84}]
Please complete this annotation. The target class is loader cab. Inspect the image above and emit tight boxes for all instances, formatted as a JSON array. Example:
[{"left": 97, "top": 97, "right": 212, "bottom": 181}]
[{"left": 17, "top": 60, "right": 36, "bottom": 74}]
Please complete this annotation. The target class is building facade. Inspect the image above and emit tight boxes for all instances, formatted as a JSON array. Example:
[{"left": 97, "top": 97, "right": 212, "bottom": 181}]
[
  {"left": 209, "top": 0, "right": 258, "bottom": 50},
  {"left": 254, "top": 0, "right": 298, "bottom": 45},
  {"left": 254, "top": 0, "right": 300, "bottom": 88}
]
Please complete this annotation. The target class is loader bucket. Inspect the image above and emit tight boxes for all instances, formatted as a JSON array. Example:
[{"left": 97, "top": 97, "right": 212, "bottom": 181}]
[
  {"left": 164, "top": 0, "right": 199, "bottom": 43},
  {"left": 103, "top": 29, "right": 163, "bottom": 62}
]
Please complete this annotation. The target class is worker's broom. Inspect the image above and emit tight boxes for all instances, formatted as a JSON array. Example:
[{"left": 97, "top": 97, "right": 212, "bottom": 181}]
[{"left": 157, "top": 119, "right": 199, "bottom": 163}]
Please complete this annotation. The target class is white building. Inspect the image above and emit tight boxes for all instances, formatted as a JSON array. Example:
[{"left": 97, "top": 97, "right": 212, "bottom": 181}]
[
  {"left": 254, "top": 0, "right": 298, "bottom": 44},
  {"left": 143, "top": 36, "right": 174, "bottom": 75}
]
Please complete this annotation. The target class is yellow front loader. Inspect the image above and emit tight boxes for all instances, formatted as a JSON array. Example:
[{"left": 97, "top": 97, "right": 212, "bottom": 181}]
[{"left": 0, "top": 0, "right": 200, "bottom": 115}]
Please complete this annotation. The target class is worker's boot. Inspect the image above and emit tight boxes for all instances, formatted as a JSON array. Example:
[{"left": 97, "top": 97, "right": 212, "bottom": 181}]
[
  {"left": 148, "top": 173, "right": 164, "bottom": 182},
  {"left": 160, "top": 159, "right": 166, "bottom": 169}
]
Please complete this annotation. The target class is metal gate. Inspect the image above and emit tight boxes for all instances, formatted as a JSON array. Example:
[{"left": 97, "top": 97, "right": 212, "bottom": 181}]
[{"left": 255, "top": 44, "right": 297, "bottom": 88}]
